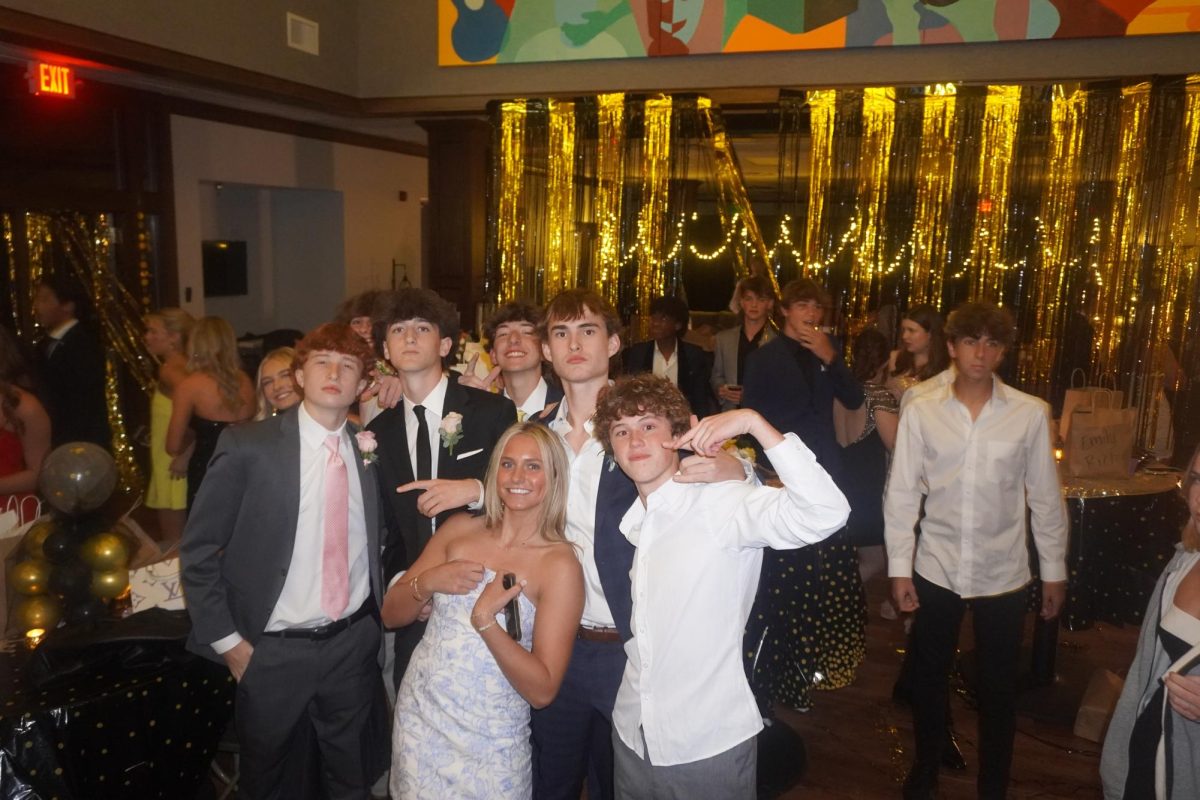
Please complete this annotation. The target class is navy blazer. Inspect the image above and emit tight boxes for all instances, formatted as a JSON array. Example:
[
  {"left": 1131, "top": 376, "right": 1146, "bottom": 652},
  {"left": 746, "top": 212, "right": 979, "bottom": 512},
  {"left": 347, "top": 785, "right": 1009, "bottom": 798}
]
[
  {"left": 533, "top": 403, "right": 638, "bottom": 642},
  {"left": 35, "top": 322, "right": 111, "bottom": 449},
  {"left": 622, "top": 338, "right": 717, "bottom": 418},
  {"left": 367, "top": 379, "right": 516, "bottom": 582},
  {"left": 741, "top": 333, "right": 863, "bottom": 482}
]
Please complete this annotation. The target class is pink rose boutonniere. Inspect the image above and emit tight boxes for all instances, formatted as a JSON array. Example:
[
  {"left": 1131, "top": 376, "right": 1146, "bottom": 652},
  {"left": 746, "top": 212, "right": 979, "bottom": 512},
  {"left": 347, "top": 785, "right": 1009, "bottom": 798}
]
[
  {"left": 355, "top": 430, "right": 379, "bottom": 466},
  {"left": 439, "top": 412, "right": 464, "bottom": 455}
]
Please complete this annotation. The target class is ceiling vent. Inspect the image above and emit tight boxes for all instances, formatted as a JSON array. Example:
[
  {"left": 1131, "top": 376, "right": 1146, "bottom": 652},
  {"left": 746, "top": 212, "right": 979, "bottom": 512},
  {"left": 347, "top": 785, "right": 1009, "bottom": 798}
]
[{"left": 286, "top": 12, "right": 319, "bottom": 55}]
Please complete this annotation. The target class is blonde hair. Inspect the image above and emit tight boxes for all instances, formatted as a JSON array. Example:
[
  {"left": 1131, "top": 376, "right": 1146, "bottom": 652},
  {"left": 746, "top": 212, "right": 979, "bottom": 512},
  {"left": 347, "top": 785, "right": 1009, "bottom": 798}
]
[
  {"left": 254, "top": 346, "right": 298, "bottom": 421},
  {"left": 1182, "top": 442, "right": 1200, "bottom": 552},
  {"left": 188, "top": 316, "right": 245, "bottom": 411},
  {"left": 483, "top": 423, "right": 569, "bottom": 544},
  {"left": 145, "top": 307, "right": 195, "bottom": 354}
]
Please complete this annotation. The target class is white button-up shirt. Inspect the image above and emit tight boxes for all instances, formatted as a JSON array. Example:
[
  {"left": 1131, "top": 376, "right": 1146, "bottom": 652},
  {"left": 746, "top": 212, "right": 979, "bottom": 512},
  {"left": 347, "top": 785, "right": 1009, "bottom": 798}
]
[
  {"left": 613, "top": 433, "right": 849, "bottom": 766},
  {"left": 507, "top": 376, "right": 549, "bottom": 421},
  {"left": 884, "top": 377, "right": 1068, "bottom": 598},
  {"left": 651, "top": 342, "right": 679, "bottom": 386},
  {"left": 548, "top": 396, "right": 616, "bottom": 629}
]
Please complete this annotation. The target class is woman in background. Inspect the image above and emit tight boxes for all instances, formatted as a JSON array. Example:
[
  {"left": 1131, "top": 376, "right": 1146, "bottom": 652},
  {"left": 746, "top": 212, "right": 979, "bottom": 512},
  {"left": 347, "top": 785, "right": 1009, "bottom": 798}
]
[
  {"left": 1101, "top": 442, "right": 1200, "bottom": 798},
  {"left": 253, "top": 346, "right": 299, "bottom": 420},
  {"left": 166, "top": 316, "right": 255, "bottom": 512},
  {"left": 143, "top": 308, "right": 194, "bottom": 543},
  {"left": 0, "top": 326, "right": 50, "bottom": 524},
  {"left": 887, "top": 304, "right": 948, "bottom": 402}
]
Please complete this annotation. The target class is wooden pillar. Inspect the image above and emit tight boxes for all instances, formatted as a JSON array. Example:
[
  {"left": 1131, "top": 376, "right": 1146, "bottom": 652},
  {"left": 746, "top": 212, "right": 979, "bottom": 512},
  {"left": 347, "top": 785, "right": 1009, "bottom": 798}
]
[{"left": 417, "top": 118, "right": 490, "bottom": 334}]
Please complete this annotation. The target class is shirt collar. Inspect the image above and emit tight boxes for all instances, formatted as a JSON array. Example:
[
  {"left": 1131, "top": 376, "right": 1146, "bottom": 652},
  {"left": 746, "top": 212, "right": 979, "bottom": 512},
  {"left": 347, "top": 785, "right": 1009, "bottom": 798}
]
[
  {"left": 405, "top": 374, "right": 449, "bottom": 418},
  {"left": 297, "top": 401, "right": 346, "bottom": 449},
  {"left": 618, "top": 476, "right": 688, "bottom": 539},
  {"left": 48, "top": 318, "right": 79, "bottom": 340},
  {"left": 549, "top": 391, "right": 596, "bottom": 436},
  {"left": 937, "top": 373, "right": 1010, "bottom": 407}
]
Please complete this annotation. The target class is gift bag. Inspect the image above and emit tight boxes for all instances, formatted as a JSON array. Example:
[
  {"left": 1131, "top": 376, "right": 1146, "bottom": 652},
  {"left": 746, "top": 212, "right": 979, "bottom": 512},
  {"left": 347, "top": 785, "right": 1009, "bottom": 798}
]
[
  {"left": 1065, "top": 390, "right": 1135, "bottom": 479},
  {"left": 1059, "top": 370, "right": 1123, "bottom": 442}
]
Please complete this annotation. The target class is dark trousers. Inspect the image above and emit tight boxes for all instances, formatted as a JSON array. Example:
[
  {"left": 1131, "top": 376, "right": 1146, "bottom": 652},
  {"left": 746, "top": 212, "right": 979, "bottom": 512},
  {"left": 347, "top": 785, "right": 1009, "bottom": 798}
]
[
  {"left": 531, "top": 637, "right": 626, "bottom": 800},
  {"left": 235, "top": 612, "right": 388, "bottom": 800},
  {"left": 909, "top": 574, "right": 1025, "bottom": 800}
]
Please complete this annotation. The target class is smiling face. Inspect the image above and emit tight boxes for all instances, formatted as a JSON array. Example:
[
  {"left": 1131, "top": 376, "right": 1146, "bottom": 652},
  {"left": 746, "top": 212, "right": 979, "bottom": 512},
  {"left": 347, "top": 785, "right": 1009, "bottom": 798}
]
[
  {"left": 947, "top": 335, "right": 1005, "bottom": 383},
  {"left": 608, "top": 412, "right": 680, "bottom": 496},
  {"left": 900, "top": 319, "right": 931, "bottom": 357},
  {"left": 382, "top": 318, "right": 453, "bottom": 378},
  {"left": 294, "top": 349, "right": 366, "bottom": 415},
  {"left": 259, "top": 353, "right": 299, "bottom": 412},
  {"left": 542, "top": 308, "right": 621, "bottom": 385},
  {"left": 491, "top": 320, "right": 542, "bottom": 375},
  {"left": 495, "top": 433, "right": 547, "bottom": 513}
]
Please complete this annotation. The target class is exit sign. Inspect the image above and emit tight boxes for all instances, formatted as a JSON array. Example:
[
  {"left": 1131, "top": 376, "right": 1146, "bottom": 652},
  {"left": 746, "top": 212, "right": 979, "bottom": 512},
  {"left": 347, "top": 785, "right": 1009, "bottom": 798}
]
[{"left": 28, "top": 61, "right": 77, "bottom": 98}]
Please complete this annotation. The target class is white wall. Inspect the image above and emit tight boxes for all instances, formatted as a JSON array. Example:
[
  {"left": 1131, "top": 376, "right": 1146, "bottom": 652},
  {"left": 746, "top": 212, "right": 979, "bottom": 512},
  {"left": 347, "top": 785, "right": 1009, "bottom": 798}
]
[{"left": 171, "top": 114, "right": 426, "bottom": 328}]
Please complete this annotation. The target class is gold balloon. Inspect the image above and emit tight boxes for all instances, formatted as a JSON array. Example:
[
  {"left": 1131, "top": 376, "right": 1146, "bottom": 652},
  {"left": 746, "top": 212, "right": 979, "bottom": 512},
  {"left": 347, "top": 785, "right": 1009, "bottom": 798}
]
[
  {"left": 9, "top": 559, "right": 51, "bottom": 595},
  {"left": 22, "top": 519, "right": 56, "bottom": 560},
  {"left": 13, "top": 595, "right": 62, "bottom": 632},
  {"left": 90, "top": 568, "right": 129, "bottom": 599},
  {"left": 80, "top": 531, "right": 131, "bottom": 571}
]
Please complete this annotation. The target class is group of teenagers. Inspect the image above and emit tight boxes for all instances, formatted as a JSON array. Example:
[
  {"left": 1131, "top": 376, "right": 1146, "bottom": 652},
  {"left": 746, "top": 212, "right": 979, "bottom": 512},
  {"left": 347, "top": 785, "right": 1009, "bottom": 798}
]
[{"left": 174, "top": 276, "right": 1200, "bottom": 800}]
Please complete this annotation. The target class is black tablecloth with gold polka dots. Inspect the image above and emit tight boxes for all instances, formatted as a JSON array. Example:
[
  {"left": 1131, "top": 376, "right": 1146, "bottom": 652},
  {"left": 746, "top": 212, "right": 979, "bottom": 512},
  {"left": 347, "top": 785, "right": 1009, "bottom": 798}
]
[
  {"left": 0, "top": 633, "right": 233, "bottom": 798},
  {"left": 1062, "top": 484, "right": 1187, "bottom": 631}
]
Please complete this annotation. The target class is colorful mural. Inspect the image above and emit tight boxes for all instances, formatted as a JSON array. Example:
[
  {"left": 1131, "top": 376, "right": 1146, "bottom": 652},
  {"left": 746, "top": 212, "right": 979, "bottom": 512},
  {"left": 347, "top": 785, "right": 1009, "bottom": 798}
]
[{"left": 438, "top": 0, "right": 1200, "bottom": 66}]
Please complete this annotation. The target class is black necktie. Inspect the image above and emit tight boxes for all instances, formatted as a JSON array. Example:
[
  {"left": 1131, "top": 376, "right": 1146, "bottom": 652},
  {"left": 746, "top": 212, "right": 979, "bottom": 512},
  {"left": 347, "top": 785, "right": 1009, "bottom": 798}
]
[{"left": 413, "top": 405, "right": 434, "bottom": 542}]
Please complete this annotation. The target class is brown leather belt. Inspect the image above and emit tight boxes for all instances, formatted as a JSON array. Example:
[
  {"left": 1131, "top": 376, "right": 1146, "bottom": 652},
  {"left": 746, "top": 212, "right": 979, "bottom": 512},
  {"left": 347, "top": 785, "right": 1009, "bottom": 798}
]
[{"left": 576, "top": 625, "right": 621, "bottom": 643}]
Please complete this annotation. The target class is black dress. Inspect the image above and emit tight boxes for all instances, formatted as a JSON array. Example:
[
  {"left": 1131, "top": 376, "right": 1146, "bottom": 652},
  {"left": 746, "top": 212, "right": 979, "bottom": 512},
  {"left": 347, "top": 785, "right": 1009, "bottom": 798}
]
[
  {"left": 842, "top": 383, "right": 899, "bottom": 547},
  {"left": 186, "top": 416, "right": 232, "bottom": 513}
]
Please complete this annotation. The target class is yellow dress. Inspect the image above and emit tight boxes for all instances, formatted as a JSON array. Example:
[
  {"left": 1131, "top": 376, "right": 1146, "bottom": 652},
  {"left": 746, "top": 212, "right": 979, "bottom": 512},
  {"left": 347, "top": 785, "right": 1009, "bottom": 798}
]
[{"left": 145, "top": 389, "right": 186, "bottom": 510}]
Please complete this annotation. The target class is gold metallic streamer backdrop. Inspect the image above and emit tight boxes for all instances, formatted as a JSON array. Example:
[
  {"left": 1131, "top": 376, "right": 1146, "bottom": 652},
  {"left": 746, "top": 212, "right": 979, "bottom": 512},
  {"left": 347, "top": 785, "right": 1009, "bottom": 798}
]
[
  {"left": 495, "top": 101, "right": 528, "bottom": 302},
  {"left": 804, "top": 90, "right": 837, "bottom": 274},
  {"left": 633, "top": 96, "right": 674, "bottom": 329},
  {"left": 1019, "top": 87, "right": 1088, "bottom": 396},
  {"left": 909, "top": 90, "right": 958, "bottom": 306},
  {"left": 851, "top": 88, "right": 896, "bottom": 319},
  {"left": 969, "top": 86, "right": 1021, "bottom": 303},
  {"left": 544, "top": 100, "right": 578, "bottom": 297},
  {"left": 594, "top": 93, "right": 627, "bottom": 306}
]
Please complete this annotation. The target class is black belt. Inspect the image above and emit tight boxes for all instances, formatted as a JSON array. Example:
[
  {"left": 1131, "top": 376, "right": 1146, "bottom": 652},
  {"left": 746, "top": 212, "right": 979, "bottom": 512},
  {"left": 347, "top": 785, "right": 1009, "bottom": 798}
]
[{"left": 260, "top": 600, "right": 376, "bottom": 641}]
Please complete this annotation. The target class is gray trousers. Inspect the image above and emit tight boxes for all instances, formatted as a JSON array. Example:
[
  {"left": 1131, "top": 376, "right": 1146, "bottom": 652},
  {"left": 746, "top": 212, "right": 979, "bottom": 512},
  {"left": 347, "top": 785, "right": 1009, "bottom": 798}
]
[{"left": 612, "top": 728, "right": 756, "bottom": 800}]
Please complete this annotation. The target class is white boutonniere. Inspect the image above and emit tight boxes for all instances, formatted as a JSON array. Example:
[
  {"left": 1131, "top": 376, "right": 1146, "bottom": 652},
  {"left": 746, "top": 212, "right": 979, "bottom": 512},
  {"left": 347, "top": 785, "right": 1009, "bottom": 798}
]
[
  {"left": 355, "top": 430, "right": 379, "bottom": 466},
  {"left": 439, "top": 412, "right": 464, "bottom": 455}
]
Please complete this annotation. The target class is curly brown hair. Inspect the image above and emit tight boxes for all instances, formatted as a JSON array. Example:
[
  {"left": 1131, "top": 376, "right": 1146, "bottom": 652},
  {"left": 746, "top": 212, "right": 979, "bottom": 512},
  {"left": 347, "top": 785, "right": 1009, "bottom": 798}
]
[{"left": 593, "top": 374, "right": 692, "bottom": 455}]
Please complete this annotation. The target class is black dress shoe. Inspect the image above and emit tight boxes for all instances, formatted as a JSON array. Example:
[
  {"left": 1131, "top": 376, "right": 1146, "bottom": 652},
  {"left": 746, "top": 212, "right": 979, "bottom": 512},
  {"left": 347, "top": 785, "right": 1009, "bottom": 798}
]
[{"left": 940, "top": 728, "right": 966, "bottom": 771}]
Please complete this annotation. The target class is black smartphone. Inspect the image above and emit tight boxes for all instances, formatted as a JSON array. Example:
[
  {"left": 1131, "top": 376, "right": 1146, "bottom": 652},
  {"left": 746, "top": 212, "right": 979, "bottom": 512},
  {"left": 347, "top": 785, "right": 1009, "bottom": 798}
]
[{"left": 502, "top": 572, "right": 521, "bottom": 640}]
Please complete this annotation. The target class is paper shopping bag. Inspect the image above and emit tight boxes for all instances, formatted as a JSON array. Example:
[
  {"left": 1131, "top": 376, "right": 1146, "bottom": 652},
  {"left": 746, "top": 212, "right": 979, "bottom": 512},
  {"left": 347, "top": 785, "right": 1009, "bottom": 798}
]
[{"left": 1065, "top": 391, "right": 1135, "bottom": 479}]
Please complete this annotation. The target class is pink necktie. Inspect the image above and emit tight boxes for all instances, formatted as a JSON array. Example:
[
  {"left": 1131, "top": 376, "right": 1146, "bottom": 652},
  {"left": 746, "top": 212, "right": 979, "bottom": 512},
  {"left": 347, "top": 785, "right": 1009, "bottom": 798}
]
[{"left": 321, "top": 433, "right": 349, "bottom": 620}]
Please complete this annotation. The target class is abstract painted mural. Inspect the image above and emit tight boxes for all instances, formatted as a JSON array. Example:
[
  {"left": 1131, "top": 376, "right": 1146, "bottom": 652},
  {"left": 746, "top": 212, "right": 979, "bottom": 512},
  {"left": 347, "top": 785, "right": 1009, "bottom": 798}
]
[{"left": 439, "top": 0, "right": 1200, "bottom": 65}]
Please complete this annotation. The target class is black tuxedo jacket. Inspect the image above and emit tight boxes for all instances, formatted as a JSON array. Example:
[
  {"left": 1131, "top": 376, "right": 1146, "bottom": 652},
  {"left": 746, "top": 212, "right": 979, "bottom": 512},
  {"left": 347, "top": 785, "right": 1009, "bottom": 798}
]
[
  {"left": 533, "top": 403, "right": 639, "bottom": 641},
  {"left": 35, "top": 322, "right": 111, "bottom": 449},
  {"left": 622, "top": 338, "right": 717, "bottom": 418},
  {"left": 179, "top": 408, "right": 383, "bottom": 662},
  {"left": 367, "top": 379, "right": 516, "bottom": 582}
]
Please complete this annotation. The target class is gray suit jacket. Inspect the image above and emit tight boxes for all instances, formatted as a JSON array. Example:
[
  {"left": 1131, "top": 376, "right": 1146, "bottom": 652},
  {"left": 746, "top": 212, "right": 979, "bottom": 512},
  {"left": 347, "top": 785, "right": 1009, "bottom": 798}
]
[
  {"left": 710, "top": 323, "right": 776, "bottom": 411},
  {"left": 180, "top": 407, "right": 383, "bottom": 663}
]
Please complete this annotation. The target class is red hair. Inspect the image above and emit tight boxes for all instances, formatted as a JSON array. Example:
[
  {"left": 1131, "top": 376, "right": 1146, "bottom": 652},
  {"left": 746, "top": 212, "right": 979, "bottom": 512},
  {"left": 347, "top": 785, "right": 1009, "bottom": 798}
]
[{"left": 294, "top": 323, "right": 375, "bottom": 376}]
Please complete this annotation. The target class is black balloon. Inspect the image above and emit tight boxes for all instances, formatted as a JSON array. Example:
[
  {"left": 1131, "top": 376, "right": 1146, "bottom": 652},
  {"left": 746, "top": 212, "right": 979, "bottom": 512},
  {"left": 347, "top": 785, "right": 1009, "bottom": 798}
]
[
  {"left": 65, "top": 596, "right": 108, "bottom": 626},
  {"left": 41, "top": 529, "right": 78, "bottom": 563},
  {"left": 49, "top": 558, "right": 93, "bottom": 598}
]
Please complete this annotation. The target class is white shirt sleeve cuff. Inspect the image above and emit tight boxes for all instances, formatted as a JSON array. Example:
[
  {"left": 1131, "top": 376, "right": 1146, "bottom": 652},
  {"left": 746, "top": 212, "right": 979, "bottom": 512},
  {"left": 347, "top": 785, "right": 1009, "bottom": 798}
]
[
  {"left": 466, "top": 479, "right": 485, "bottom": 510},
  {"left": 211, "top": 632, "right": 244, "bottom": 655},
  {"left": 887, "top": 558, "right": 914, "bottom": 579},
  {"left": 1038, "top": 562, "right": 1068, "bottom": 583}
]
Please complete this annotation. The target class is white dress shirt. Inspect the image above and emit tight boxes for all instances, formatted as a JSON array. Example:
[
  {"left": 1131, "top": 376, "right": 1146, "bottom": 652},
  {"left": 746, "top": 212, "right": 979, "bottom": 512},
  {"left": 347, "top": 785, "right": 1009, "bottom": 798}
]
[
  {"left": 613, "top": 433, "right": 849, "bottom": 766},
  {"left": 548, "top": 395, "right": 617, "bottom": 629},
  {"left": 507, "top": 376, "right": 549, "bottom": 421},
  {"left": 651, "top": 342, "right": 679, "bottom": 386},
  {"left": 211, "top": 404, "right": 369, "bottom": 654},
  {"left": 884, "top": 377, "right": 1069, "bottom": 599},
  {"left": 898, "top": 367, "right": 955, "bottom": 413}
]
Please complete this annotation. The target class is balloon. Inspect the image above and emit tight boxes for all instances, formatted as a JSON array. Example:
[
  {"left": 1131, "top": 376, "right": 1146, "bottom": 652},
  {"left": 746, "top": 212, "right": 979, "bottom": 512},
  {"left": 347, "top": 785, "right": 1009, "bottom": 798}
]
[
  {"left": 80, "top": 531, "right": 131, "bottom": 572},
  {"left": 9, "top": 559, "right": 51, "bottom": 595},
  {"left": 65, "top": 596, "right": 108, "bottom": 626},
  {"left": 49, "top": 558, "right": 93, "bottom": 598},
  {"left": 38, "top": 442, "right": 118, "bottom": 516},
  {"left": 41, "top": 529, "right": 78, "bottom": 564},
  {"left": 90, "top": 568, "right": 129, "bottom": 600},
  {"left": 13, "top": 595, "right": 62, "bottom": 632},
  {"left": 22, "top": 519, "right": 56, "bottom": 559}
]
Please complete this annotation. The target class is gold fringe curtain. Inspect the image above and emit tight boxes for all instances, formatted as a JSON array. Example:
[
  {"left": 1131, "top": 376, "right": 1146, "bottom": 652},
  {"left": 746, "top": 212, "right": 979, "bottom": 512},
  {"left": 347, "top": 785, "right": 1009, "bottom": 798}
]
[
  {"left": 909, "top": 89, "right": 958, "bottom": 306},
  {"left": 633, "top": 96, "right": 674, "bottom": 324},
  {"left": 544, "top": 99, "right": 578, "bottom": 298},
  {"left": 851, "top": 88, "right": 896, "bottom": 319},
  {"left": 802, "top": 89, "right": 838, "bottom": 277},
  {"left": 493, "top": 101, "right": 528, "bottom": 301},
  {"left": 968, "top": 85, "right": 1022, "bottom": 303}
]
